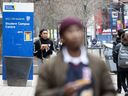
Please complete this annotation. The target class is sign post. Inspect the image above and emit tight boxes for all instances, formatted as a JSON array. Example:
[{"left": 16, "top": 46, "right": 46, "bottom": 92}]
[{"left": 2, "top": 3, "right": 34, "bottom": 86}]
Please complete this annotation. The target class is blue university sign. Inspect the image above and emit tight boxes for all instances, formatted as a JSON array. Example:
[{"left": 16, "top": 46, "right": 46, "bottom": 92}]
[{"left": 2, "top": 3, "right": 34, "bottom": 80}]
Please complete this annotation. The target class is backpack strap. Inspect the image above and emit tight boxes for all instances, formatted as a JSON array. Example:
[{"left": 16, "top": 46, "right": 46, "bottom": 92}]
[
  {"left": 38, "top": 39, "right": 44, "bottom": 60},
  {"left": 119, "top": 43, "right": 122, "bottom": 52},
  {"left": 39, "top": 39, "right": 42, "bottom": 47}
]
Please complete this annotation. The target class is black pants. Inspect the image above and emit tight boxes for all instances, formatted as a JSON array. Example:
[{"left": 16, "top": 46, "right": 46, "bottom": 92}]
[
  {"left": 119, "top": 67, "right": 128, "bottom": 92},
  {"left": 117, "top": 70, "right": 122, "bottom": 90},
  {"left": 116, "top": 64, "right": 122, "bottom": 90}
]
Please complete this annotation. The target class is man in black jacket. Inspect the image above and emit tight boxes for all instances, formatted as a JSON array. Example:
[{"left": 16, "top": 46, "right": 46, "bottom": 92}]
[
  {"left": 112, "top": 29, "right": 125, "bottom": 93},
  {"left": 113, "top": 29, "right": 125, "bottom": 64},
  {"left": 34, "top": 29, "right": 54, "bottom": 66}
]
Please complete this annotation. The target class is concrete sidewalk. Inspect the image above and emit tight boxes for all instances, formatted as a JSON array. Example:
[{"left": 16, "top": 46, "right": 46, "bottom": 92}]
[
  {"left": 0, "top": 74, "right": 125, "bottom": 96},
  {"left": 0, "top": 75, "right": 37, "bottom": 96}
]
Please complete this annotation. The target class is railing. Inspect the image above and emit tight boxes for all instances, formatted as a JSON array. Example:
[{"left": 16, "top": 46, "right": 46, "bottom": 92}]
[{"left": 87, "top": 47, "right": 104, "bottom": 58}]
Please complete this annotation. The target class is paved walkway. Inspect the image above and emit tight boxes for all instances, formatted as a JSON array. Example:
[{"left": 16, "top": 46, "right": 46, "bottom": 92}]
[
  {"left": 0, "top": 75, "right": 37, "bottom": 96},
  {"left": 0, "top": 74, "right": 125, "bottom": 96}
]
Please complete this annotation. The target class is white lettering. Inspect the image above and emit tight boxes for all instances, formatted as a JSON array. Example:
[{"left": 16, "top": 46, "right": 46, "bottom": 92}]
[
  {"left": 5, "top": 26, "right": 15, "bottom": 29},
  {"left": 5, "top": 22, "right": 17, "bottom": 26},
  {"left": 15, "top": 18, "right": 25, "bottom": 20},
  {"left": 18, "top": 22, "right": 30, "bottom": 26}
]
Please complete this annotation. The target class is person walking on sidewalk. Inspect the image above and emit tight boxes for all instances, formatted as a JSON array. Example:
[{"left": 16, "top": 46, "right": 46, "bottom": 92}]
[
  {"left": 34, "top": 29, "right": 54, "bottom": 67},
  {"left": 115, "top": 32, "right": 128, "bottom": 96},
  {"left": 35, "top": 17, "right": 116, "bottom": 96},
  {"left": 113, "top": 29, "right": 125, "bottom": 93}
]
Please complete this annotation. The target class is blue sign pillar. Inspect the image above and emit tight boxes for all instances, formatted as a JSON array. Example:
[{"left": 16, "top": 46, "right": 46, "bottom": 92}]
[{"left": 2, "top": 3, "right": 34, "bottom": 80}]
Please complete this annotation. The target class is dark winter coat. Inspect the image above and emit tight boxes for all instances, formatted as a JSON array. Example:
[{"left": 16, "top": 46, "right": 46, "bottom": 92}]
[{"left": 34, "top": 38, "right": 54, "bottom": 59}]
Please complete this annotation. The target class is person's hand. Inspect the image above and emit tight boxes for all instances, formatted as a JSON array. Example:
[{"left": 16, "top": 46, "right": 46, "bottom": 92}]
[
  {"left": 40, "top": 44, "right": 46, "bottom": 50},
  {"left": 45, "top": 45, "right": 50, "bottom": 51},
  {"left": 64, "top": 80, "right": 89, "bottom": 96},
  {"left": 64, "top": 82, "right": 76, "bottom": 96}
]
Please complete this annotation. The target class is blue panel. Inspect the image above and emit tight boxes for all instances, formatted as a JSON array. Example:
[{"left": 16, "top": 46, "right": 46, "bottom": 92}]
[
  {"left": 2, "top": 12, "right": 34, "bottom": 80},
  {"left": 96, "top": 35, "right": 112, "bottom": 43}
]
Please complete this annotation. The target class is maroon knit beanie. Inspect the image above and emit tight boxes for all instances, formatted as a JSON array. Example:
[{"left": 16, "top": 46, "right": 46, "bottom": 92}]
[{"left": 59, "top": 17, "right": 84, "bottom": 36}]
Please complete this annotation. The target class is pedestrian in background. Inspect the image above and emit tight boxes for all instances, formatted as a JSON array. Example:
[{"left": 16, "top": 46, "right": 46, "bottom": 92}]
[
  {"left": 35, "top": 17, "right": 116, "bottom": 96},
  {"left": 113, "top": 29, "right": 125, "bottom": 93},
  {"left": 34, "top": 29, "right": 54, "bottom": 68},
  {"left": 115, "top": 32, "right": 128, "bottom": 96}
]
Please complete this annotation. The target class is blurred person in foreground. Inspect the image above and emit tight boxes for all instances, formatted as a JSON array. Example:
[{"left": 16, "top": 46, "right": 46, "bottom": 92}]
[
  {"left": 34, "top": 29, "right": 54, "bottom": 67},
  {"left": 113, "top": 29, "right": 125, "bottom": 93},
  {"left": 35, "top": 17, "right": 116, "bottom": 96},
  {"left": 114, "top": 32, "right": 128, "bottom": 96}
]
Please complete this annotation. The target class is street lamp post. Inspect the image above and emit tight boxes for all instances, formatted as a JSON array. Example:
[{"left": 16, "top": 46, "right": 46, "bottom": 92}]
[
  {"left": 118, "top": 0, "right": 125, "bottom": 29},
  {"left": 109, "top": 0, "right": 113, "bottom": 38},
  {"left": 83, "top": 4, "right": 88, "bottom": 46},
  {"left": 120, "top": 1, "right": 125, "bottom": 28}
]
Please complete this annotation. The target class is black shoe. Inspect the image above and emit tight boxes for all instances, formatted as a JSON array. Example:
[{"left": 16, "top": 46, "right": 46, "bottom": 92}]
[
  {"left": 125, "top": 92, "right": 128, "bottom": 96},
  {"left": 116, "top": 89, "right": 121, "bottom": 93}
]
